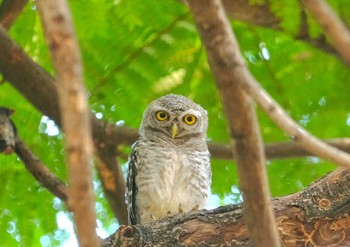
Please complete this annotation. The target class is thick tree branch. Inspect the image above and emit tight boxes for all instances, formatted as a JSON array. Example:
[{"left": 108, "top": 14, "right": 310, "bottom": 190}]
[
  {"left": 302, "top": 0, "right": 350, "bottom": 65},
  {"left": 188, "top": 2, "right": 350, "bottom": 168},
  {"left": 14, "top": 137, "right": 67, "bottom": 201},
  {"left": 234, "top": 60, "right": 350, "bottom": 167},
  {"left": 95, "top": 143, "right": 128, "bottom": 225},
  {"left": 0, "top": 27, "right": 61, "bottom": 123},
  {"left": 103, "top": 167, "right": 350, "bottom": 246},
  {"left": 98, "top": 126, "right": 350, "bottom": 161},
  {"left": 0, "top": 0, "right": 28, "bottom": 30},
  {"left": 187, "top": 1, "right": 280, "bottom": 246},
  {"left": 0, "top": 23, "right": 349, "bottom": 166},
  {"left": 0, "top": 26, "right": 127, "bottom": 224},
  {"left": 36, "top": 1, "right": 99, "bottom": 246},
  {"left": 210, "top": 138, "right": 350, "bottom": 161}
]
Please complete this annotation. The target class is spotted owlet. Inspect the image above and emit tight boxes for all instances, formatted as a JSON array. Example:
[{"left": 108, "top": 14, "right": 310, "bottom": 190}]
[{"left": 126, "top": 94, "right": 211, "bottom": 224}]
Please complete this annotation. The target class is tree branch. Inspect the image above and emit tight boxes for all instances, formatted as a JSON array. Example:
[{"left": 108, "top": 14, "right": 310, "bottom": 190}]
[
  {"left": 210, "top": 138, "right": 350, "bottom": 161},
  {"left": 103, "top": 167, "right": 350, "bottom": 246},
  {"left": 36, "top": 1, "right": 99, "bottom": 246},
  {"left": 14, "top": 136, "right": 67, "bottom": 202},
  {"left": 0, "top": 0, "right": 28, "bottom": 30},
  {"left": 187, "top": 2, "right": 350, "bottom": 169},
  {"left": 234, "top": 58, "right": 350, "bottom": 167},
  {"left": 220, "top": 0, "right": 339, "bottom": 62},
  {"left": 95, "top": 143, "right": 128, "bottom": 225},
  {"left": 187, "top": 0, "right": 281, "bottom": 246},
  {"left": 93, "top": 124, "right": 350, "bottom": 161},
  {"left": 1, "top": 18, "right": 350, "bottom": 232},
  {"left": 302, "top": 0, "right": 350, "bottom": 66},
  {"left": 0, "top": 26, "right": 127, "bottom": 225}
]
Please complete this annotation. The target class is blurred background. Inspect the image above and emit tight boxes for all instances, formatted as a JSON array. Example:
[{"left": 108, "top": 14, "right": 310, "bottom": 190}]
[{"left": 0, "top": 0, "right": 349, "bottom": 246}]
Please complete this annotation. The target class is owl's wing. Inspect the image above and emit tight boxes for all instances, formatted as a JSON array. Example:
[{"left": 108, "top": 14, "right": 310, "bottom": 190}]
[{"left": 126, "top": 141, "right": 140, "bottom": 225}]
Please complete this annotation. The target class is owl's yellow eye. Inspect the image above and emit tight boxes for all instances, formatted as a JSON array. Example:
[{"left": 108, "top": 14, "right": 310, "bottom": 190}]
[
  {"left": 156, "top": 110, "right": 169, "bottom": 121},
  {"left": 183, "top": 114, "right": 197, "bottom": 125}
]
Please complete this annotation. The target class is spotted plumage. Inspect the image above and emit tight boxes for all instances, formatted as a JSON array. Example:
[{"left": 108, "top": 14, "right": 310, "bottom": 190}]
[{"left": 126, "top": 94, "right": 211, "bottom": 224}]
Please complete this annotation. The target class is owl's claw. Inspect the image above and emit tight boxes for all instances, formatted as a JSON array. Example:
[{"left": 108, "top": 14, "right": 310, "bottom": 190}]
[
  {"left": 178, "top": 203, "right": 184, "bottom": 213},
  {"left": 191, "top": 204, "right": 199, "bottom": 211}
]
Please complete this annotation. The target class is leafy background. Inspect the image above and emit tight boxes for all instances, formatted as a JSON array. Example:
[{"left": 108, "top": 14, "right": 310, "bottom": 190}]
[{"left": 0, "top": 0, "right": 349, "bottom": 246}]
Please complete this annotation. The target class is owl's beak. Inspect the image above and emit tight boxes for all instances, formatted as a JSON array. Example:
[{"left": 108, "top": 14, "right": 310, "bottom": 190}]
[{"left": 171, "top": 123, "right": 178, "bottom": 139}]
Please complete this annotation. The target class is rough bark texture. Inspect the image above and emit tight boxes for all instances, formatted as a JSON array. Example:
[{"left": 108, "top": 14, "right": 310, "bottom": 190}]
[
  {"left": 187, "top": 0, "right": 280, "bottom": 246},
  {"left": 102, "top": 168, "right": 350, "bottom": 247},
  {"left": 36, "top": 0, "right": 99, "bottom": 246}
]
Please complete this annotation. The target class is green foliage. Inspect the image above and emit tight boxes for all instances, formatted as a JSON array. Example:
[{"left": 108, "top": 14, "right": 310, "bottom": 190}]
[
  {"left": 269, "top": 0, "right": 301, "bottom": 35},
  {"left": 1, "top": 0, "right": 349, "bottom": 245}
]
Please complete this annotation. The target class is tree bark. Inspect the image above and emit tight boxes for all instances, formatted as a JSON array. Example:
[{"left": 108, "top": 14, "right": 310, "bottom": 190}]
[
  {"left": 102, "top": 167, "right": 350, "bottom": 247},
  {"left": 36, "top": 0, "right": 99, "bottom": 246},
  {"left": 187, "top": 0, "right": 280, "bottom": 246}
]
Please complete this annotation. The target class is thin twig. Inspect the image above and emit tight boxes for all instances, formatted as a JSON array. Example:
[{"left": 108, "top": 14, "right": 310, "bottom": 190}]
[
  {"left": 187, "top": 0, "right": 281, "bottom": 246},
  {"left": 36, "top": 1, "right": 99, "bottom": 246},
  {"left": 15, "top": 137, "right": 68, "bottom": 202},
  {"left": 302, "top": 0, "right": 350, "bottom": 66}
]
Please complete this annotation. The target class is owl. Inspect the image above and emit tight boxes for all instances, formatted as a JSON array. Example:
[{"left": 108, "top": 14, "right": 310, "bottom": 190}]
[
  {"left": 126, "top": 94, "right": 211, "bottom": 224},
  {"left": 0, "top": 107, "right": 16, "bottom": 155}
]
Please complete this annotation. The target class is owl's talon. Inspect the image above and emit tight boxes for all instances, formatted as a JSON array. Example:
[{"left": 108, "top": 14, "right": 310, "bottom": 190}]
[
  {"left": 178, "top": 203, "right": 184, "bottom": 213},
  {"left": 191, "top": 204, "right": 199, "bottom": 211}
]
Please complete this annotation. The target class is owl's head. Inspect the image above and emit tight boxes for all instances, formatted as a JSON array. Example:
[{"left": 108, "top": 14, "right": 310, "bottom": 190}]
[{"left": 140, "top": 94, "right": 208, "bottom": 142}]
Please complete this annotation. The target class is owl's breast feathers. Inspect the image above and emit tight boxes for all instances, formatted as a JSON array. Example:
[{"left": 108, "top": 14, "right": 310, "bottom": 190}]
[{"left": 126, "top": 137, "right": 211, "bottom": 224}]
